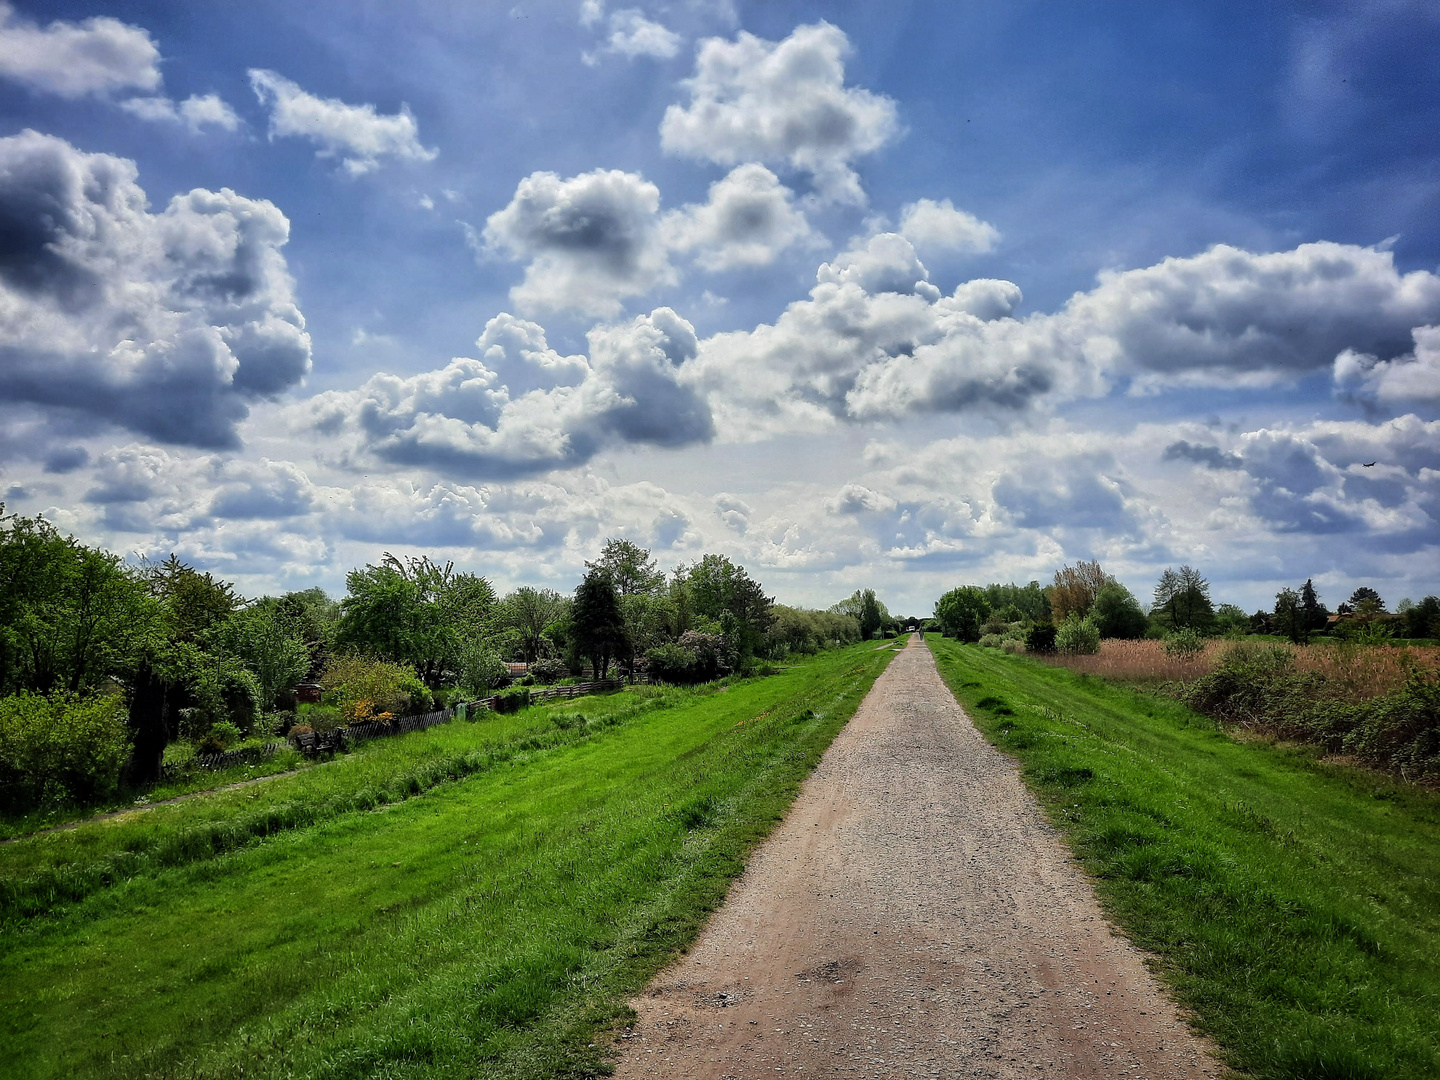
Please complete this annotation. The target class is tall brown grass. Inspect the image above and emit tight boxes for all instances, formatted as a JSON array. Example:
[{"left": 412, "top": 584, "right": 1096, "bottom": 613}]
[{"left": 1041, "top": 638, "right": 1440, "bottom": 701}]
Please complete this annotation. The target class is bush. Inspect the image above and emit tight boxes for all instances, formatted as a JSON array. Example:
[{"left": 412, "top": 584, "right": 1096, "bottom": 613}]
[
  {"left": 645, "top": 631, "right": 735, "bottom": 684},
  {"left": 1163, "top": 628, "right": 1206, "bottom": 660},
  {"left": 0, "top": 692, "right": 131, "bottom": 811},
  {"left": 1179, "top": 642, "right": 1440, "bottom": 780},
  {"left": 528, "top": 658, "right": 567, "bottom": 684},
  {"left": 321, "top": 655, "right": 430, "bottom": 722},
  {"left": 979, "top": 634, "right": 1003, "bottom": 648},
  {"left": 1001, "top": 638, "right": 1026, "bottom": 655},
  {"left": 491, "top": 688, "right": 531, "bottom": 714},
  {"left": 1056, "top": 614, "right": 1101, "bottom": 656},
  {"left": 1026, "top": 623, "right": 1058, "bottom": 654}
]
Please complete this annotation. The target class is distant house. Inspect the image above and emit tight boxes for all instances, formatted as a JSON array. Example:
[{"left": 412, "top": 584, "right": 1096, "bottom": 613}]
[{"left": 505, "top": 662, "right": 528, "bottom": 676}]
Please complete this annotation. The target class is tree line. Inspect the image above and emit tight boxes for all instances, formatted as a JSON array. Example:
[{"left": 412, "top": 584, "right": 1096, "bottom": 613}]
[
  {"left": 933, "top": 559, "right": 1438, "bottom": 651},
  {"left": 0, "top": 508, "right": 887, "bottom": 813}
]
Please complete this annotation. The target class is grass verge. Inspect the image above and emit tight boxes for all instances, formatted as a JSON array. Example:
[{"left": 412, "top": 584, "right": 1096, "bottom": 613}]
[
  {"left": 927, "top": 635, "right": 1440, "bottom": 1080},
  {"left": 0, "top": 643, "right": 892, "bottom": 1080}
]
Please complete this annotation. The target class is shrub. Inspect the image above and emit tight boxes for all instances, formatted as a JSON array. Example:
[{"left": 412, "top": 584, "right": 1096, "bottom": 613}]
[
  {"left": 491, "top": 688, "right": 531, "bottom": 714},
  {"left": 1026, "top": 623, "right": 1058, "bottom": 654},
  {"left": 1001, "top": 638, "right": 1026, "bottom": 655},
  {"left": 321, "top": 655, "right": 430, "bottom": 722},
  {"left": 1055, "top": 614, "right": 1100, "bottom": 656},
  {"left": 1163, "top": 628, "right": 1206, "bottom": 660},
  {"left": 979, "top": 634, "right": 1003, "bottom": 648},
  {"left": 286, "top": 723, "right": 313, "bottom": 738},
  {"left": 645, "top": 631, "right": 735, "bottom": 684},
  {"left": 0, "top": 692, "right": 131, "bottom": 811},
  {"left": 528, "top": 658, "right": 567, "bottom": 684}
]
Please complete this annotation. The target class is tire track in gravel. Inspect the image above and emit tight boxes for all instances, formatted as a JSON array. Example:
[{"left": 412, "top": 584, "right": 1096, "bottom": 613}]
[{"left": 612, "top": 634, "right": 1222, "bottom": 1079}]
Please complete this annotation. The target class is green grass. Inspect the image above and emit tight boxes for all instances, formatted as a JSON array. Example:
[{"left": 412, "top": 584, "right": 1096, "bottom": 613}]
[
  {"left": 927, "top": 635, "right": 1440, "bottom": 1080},
  {"left": 0, "top": 643, "right": 893, "bottom": 1080}
]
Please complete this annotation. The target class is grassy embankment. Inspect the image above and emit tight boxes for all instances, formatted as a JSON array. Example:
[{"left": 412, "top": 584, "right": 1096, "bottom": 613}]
[
  {"left": 1, "top": 642, "right": 893, "bottom": 1080},
  {"left": 927, "top": 635, "right": 1440, "bottom": 1080}
]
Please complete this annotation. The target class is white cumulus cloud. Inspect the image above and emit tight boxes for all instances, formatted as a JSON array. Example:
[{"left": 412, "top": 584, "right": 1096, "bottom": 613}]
[
  {"left": 602, "top": 9, "right": 682, "bottom": 59},
  {"left": 249, "top": 69, "right": 438, "bottom": 176},
  {"left": 119, "top": 93, "right": 241, "bottom": 133},
  {"left": 482, "top": 168, "right": 675, "bottom": 317},
  {"left": 898, "top": 197, "right": 999, "bottom": 256},
  {"left": 1333, "top": 325, "right": 1440, "bottom": 409},
  {"left": 0, "top": 3, "right": 160, "bottom": 98},
  {"left": 0, "top": 131, "right": 311, "bottom": 449},
  {"left": 307, "top": 307, "right": 711, "bottom": 477},
  {"left": 664, "top": 163, "right": 815, "bottom": 270},
  {"left": 660, "top": 21, "right": 900, "bottom": 204}
]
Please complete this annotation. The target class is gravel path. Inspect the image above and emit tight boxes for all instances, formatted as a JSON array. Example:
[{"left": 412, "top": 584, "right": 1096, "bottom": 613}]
[{"left": 612, "top": 635, "right": 1221, "bottom": 1079}]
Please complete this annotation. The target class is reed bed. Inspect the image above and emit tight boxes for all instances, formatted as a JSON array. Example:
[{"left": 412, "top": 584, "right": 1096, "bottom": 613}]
[{"left": 1042, "top": 638, "right": 1440, "bottom": 700}]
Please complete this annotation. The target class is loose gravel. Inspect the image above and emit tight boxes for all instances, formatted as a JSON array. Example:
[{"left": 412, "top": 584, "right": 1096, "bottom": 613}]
[{"left": 612, "top": 635, "right": 1222, "bottom": 1079}]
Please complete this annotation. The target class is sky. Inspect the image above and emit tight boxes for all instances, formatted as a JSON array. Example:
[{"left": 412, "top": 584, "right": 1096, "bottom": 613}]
[{"left": 0, "top": 0, "right": 1436, "bottom": 617}]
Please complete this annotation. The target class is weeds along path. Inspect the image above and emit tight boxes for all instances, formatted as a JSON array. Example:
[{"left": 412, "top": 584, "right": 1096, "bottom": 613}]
[{"left": 614, "top": 635, "right": 1219, "bottom": 1079}]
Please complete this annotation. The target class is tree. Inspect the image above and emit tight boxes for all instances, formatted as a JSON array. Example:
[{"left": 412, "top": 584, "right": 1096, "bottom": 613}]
[
  {"left": 1091, "top": 582, "right": 1148, "bottom": 639},
  {"left": 830, "top": 589, "right": 887, "bottom": 640},
  {"left": 1402, "top": 596, "right": 1440, "bottom": 639},
  {"left": 1348, "top": 586, "right": 1386, "bottom": 622},
  {"left": 683, "top": 554, "right": 775, "bottom": 660},
  {"left": 588, "top": 538, "right": 663, "bottom": 597},
  {"left": 934, "top": 586, "right": 990, "bottom": 642},
  {"left": 215, "top": 606, "right": 311, "bottom": 711},
  {"left": 1213, "top": 603, "right": 1250, "bottom": 636},
  {"left": 496, "top": 587, "right": 567, "bottom": 664},
  {"left": 980, "top": 581, "right": 1051, "bottom": 623},
  {"left": 1048, "top": 561, "right": 1109, "bottom": 622},
  {"left": 336, "top": 554, "right": 496, "bottom": 686},
  {"left": 1274, "top": 587, "right": 1308, "bottom": 644},
  {"left": 571, "top": 569, "right": 627, "bottom": 679},
  {"left": 1300, "top": 579, "right": 1328, "bottom": 633},
  {"left": 1152, "top": 566, "right": 1214, "bottom": 632}
]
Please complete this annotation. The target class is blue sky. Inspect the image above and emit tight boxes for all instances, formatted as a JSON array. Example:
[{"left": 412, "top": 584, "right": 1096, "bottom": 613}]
[{"left": 0, "top": 0, "right": 1436, "bottom": 616}]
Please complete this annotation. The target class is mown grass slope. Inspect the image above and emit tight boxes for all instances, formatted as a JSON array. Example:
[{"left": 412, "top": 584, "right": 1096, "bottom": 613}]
[
  {"left": 928, "top": 635, "right": 1440, "bottom": 1080},
  {"left": 1, "top": 643, "right": 892, "bottom": 1080}
]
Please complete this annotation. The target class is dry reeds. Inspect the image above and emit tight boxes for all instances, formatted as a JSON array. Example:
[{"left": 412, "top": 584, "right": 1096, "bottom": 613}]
[{"left": 1039, "top": 638, "right": 1440, "bottom": 701}]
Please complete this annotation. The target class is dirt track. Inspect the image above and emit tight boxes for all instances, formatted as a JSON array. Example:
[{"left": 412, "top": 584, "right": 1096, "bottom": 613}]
[{"left": 612, "top": 635, "right": 1221, "bottom": 1079}]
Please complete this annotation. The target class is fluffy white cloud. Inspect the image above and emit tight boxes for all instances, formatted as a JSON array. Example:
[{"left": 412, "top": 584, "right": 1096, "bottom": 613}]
[
  {"left": 0, "top": 131, "right": 311, "bottom": 448},
  {"left": 600, "top": 9, "right": 682, "bottom": 59},
  {"left": 690, "top": 236, "right": 1440, "bottom": 433},
  {"left": 483, "top": 169, "right": 675, "bottom": 317},
  {"left": 0, "top": 4, "right": 160, "bottom": 98},
  {"left": 664, "top": 163, "right": 815, "bottom": 270},
  {"left": 475, "top": 312, "right": 591, "bottom": 385},
  {"left": 248, "top": 69, "right": 437, "bottom": 176},
  {"left": 898, "top": 198, "right": 999, "bottom": 256},
  {"left": 308, "top": 307, "right": 711, "bottom": 477},
  {"left": 660, "top": 22, "right": 900, "bottom": 204},
  {"left": 120, "top": 93, "right": 241, "bottom": 133},
  {"left": 1333, "top": 325, "right": 1440, "bottom": 409}
]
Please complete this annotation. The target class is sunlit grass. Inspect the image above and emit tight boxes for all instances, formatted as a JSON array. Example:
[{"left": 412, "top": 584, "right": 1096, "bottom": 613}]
[
  {"left": 0, "top": 643, "right": 893, "bottom": 1080},
  {"left": 929, "top": 635, "right": 1440, "bottom": 1080}
]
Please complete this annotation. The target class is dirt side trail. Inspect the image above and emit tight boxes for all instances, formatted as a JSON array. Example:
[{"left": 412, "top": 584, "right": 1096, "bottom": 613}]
[{"left": 612, "top": 635, "right": 1221, "bottom": 1079}]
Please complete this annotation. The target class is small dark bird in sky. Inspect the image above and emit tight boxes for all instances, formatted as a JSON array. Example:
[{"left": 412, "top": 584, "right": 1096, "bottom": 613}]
[{"left": 1362, "top": 462, "right": 1377, "bottom": 467}]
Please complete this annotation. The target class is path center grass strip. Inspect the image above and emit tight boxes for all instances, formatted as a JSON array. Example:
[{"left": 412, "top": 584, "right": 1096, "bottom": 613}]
[
  {"left": 0, "top": 642, "right": 892, "bottom": 1080},
  {"left": 927, "top": 635, "right": 1440, "bottom": 1080}
]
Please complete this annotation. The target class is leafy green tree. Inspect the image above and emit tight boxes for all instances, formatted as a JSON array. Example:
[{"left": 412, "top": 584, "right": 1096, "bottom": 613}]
[
  {"left": 1092, "top": 582, "right": 1148, "bottom": 639},
  {"left": 0, "top": 691, "right": 131, "bottom": 811},
  {"left": 496, "top": 586, "right": 567, "bottom": 664},
  {"left": 215, "top": 606, "right": 311, "bottom": 711},
  {"left": 571, "top": 569, "right": 627, "bottom": 679},
  {"left": 1152, "top": 566, "right": 1215, "bottom": 632},
  {"left": 1213, "top": 603, "right": 1250, "bottom": 635},
  {"left": 1055, "top": 613, "right": 1101, "bottom": 655},
  {"left": 683, "top": 554, "right": 775, "bottom": 660},
  {"left": 830, "top": 589, "right": 887, "bottom": 639},
  {"left": 934, "top": 586, "right": 990, "bottom": 642},
  {"left": 336, "top": 553, "right": 496, "bottom": 686},
  {"left": 1401, "top": 596, "right": 1440, "bottom": 640},
  {"left": 979, "top": 581, "right": 1051, "bottom": 623},
  {"left": 588, "top": 538, "right": 664, "bottom": 597}
]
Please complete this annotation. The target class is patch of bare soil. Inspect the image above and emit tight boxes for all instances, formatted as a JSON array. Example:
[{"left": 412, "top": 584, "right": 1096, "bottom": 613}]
[{"left": 612, "top": 635, "right": 1221, "bottom": 1079}]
